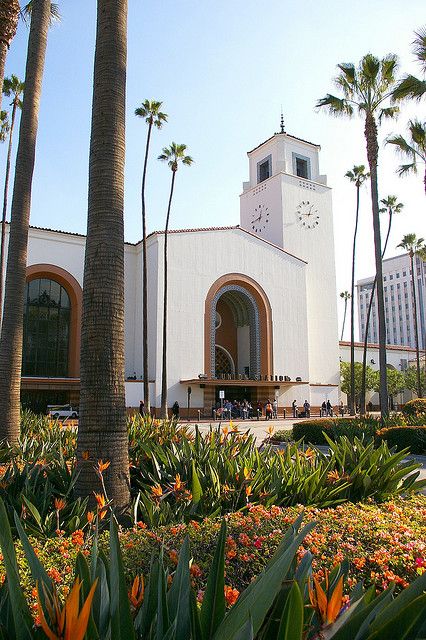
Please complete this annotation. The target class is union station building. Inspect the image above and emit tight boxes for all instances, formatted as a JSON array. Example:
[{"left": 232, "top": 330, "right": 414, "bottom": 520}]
[{"left": 5, "top": 129, "right": 343, "bottom": 416}]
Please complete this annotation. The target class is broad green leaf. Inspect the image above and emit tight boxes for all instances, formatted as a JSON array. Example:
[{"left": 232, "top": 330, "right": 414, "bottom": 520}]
[
  {"left": 200, "top": 520, "right": 226, "bottom": 639},
  {"left": 109, "top": 517, "right": 135, "bottom": 640},
  {"left": 277, "top": 582, "right": 303, "bottom": 640},
  {"left": 192, "top": 461, "right": 203, "bottom": 505},
  {"left": 167, "top": 537, "right": 191, "bottom": 640},
  {"left": 213, "top": 522, "right": 316, "bottom": 639},
  {"left": 0, "top": 499, "right": 33, "bottom": 640}
]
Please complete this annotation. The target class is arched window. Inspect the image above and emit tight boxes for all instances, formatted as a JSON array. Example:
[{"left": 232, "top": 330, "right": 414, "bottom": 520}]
[{"left": 22, "top": 278, "right": 70, "bottom": 377}]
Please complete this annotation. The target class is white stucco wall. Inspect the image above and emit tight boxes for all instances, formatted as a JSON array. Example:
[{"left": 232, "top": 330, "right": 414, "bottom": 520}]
[{"left": 149, "top": 227, "right": 310, "bottom": 408}]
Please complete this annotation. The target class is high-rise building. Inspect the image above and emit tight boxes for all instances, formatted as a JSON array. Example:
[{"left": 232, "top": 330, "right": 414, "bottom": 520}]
[{"left": 357, "top": 253, "right": 426, "bottom": 349}]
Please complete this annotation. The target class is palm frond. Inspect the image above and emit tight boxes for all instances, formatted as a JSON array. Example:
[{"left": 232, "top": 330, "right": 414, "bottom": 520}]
[
  {"left": 22, "top": 2, "right": 61, "bottom": 25},
  {"left": 378, "top": 106, "right": 399, "bottom": 123},
  {"left": 361, "top": 54, "right": 381, "bottom": 83},
  {"left": 392, "top": 75, "right": 426, "bottom": 101},
  {"left": 315, "top": 94, "right": 353, "bottom": 117},
  {"left": 412, "top": 26, "right": 426, "bottom": 73},
  {"left": 408, "top": 119, "right": 426, "bottom": 151},
  {"left": 386, "top": 134, "right": 415, "bottom": 156},
  {"left": 396, "top": 162, "right": 417, "bottom": 176}
]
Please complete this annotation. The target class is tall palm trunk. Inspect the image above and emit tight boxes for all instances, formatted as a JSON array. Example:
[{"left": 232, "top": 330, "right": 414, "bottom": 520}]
[
  {"left": 141, "top": 122, "right": 152, "bottom": 414},
  {"left": 360, "top": 212, "right": 393, "bottom": 414},
  {"left": 0, "top": 97, "right": 18, "bottom": 324},
  {"left": 349, "top": 186, "right": 360, "bottom": 415},
  {"left": 410, "top": 252, "right": 423, "bottom": 397},
  {"left": 75, "top": 0, "right": 130, "bottom": 515},
  {"left": 340, "top": 298, "right": 348, "bottom": 341},
  {"left": 160, "top": 170, "right": 176, "bottom": 418},
  {"left": 0, "top": 0, "right": 20, "bottom": 113},
  {"left": 364, "top": 112, "right": 388, "bottom": 420},
  {"left": 0, "top": 0, "right": 50, "bottom": 444}
]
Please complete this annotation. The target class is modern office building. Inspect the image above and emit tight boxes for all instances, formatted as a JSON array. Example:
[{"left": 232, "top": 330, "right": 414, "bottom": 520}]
[{"left": 357, "top": 253, "right": 426, "bottom": 350}]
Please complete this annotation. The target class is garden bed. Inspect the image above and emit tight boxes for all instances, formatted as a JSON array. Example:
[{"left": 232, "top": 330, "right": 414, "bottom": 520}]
[{"left": 3, "top": 495, "right": 425, "bottom": 612}]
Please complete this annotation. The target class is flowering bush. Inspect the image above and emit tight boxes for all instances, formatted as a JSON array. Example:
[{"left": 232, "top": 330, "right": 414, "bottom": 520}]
[
  {"left": 2, "top": 495, "right": 424, "bottom": 615},
  {"left": 401, "top": 398, "right": 426, "bottom": 418}
]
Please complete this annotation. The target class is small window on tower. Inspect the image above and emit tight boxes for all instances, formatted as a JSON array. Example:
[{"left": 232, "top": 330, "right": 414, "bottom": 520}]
[
  {"left": 257, "top": 155, "right": 272, "bottom": 183},
  {"left": 292, "top": 152, "right": 311, "bottom": 179}
]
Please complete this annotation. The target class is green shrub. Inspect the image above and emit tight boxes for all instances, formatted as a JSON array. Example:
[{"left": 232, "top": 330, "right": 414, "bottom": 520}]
[
  {"left": 293, "top": 417, "right": 378, "bottom": 445},
  {"left": 292, "top": 419, "right": 334, "bottom": 443},
  {"left": 270, "top": 428, "right": 293, "bottom": 442},
  {"left": 377, "top": 426, "right": 426, "bottom": 454},
  {"left": 401, "top": 398, "right": 426, "bottom": 417}
]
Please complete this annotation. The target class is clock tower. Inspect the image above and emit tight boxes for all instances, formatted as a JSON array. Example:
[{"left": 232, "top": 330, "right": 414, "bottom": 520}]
[{"left": 240, "top": 125, "right": 340, "bottom": 390}]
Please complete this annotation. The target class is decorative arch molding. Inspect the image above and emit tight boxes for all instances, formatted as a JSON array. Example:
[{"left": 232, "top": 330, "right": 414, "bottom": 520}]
[
  {"left": 215, "top": 344, "right": 235, "bottom": 376},
  {"left": 204, "top": 273, "right": 273, "bottom": 378},
  {"left": 25, "top": 264, "right": 82, "bottom": 377}
]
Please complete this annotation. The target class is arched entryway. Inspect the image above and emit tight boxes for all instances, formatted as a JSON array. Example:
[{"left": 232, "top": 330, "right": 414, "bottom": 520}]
[{"left": 205, "top": 274, "right": 273, "bottom": 379}]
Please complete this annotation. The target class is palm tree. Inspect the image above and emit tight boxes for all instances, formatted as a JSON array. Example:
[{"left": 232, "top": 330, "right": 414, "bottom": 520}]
[
  {"left": 0, "top": 1, "right": 20, "bottom": 113},
  {"left": 393, "top": 27, "right": 426, "bottom": 101},
  {"left": 0, "top": 75, "right": 24, "bottom": 326},
  {"left": 340, "top": 291, "right": 351, "bottom": 341},
  {"left": 345, "top": 165, "right": 369, "bottom": 414},
  {"left": 360, "top": 196, "right": 403, "bottom": 413},
  {"left": 158, "top": 143, "right": 193, "bottom": 418},
  {"left": 0, "top": 0, "right": 51, "bottom": 445},
  {"left": 75, "top": 0, "right": 130, "bottom": 516},
  {"left": 387, "top": 120, "right": 426, "bottom": 195},
  {"left": 0, "top": 109, "right": 8, "bottom": 140},
  {"left": 397, "top": 233, "right": 425, "bottom": 398},
  {"left": 135, "top": 100, "right": 167, "bottom": 415},
  {"left": 317, "top": 53, "right": 401, "bottom": 419}
]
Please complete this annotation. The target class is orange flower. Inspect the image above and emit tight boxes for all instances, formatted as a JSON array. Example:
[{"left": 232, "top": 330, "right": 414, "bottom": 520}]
[
  {"left": 169, "top": 550, "right": 179, "bottom": 565},
  {"left": 267, "top": 425, "right": 274, "bottom": 436},
  {"left": 54, "top": 498, "right": 66, "bottom": 511},
  {"left": 86, "top": 511, "right": 94, "bottom": 524},
  {"left": 224, "top": 585, "right": 239, "bottom": 606},
  {"left": 308, "top": 572, "right": 344, "bottom": 625},
  {"left": 96, "top": 459, "right": 111, "bottom": 475},
  {"left": 327, "top": 470, "right": 340, "bottom": 484},
  {"left": 222, "top": 425, "right": 229, "bottom": 436},
  {"left": 36, "top": 577, "right": 97, "bottom": 640},
  {"left": 129, "top": 575, "right": 144, "bottom": 609},
  {"left": 93, "top": 493, "right": 107, "bottom": 519},
  {"left": 190, "top": 563, "right": 202, "bottom": 578},
  {"left": 172, "top": 474, "right": 184, "bottom": 492},
  {"left": 304, "top": 447, "right": 316, "bottom": 459},
  {"left": 82, "top": 451, "right": 89, "bottom": 460},
  {"left": 245, "top": 485, "right": 252, "bottom": 498},
  {"left": 151, "top": 484, "right": 163, "bottom": 498}
]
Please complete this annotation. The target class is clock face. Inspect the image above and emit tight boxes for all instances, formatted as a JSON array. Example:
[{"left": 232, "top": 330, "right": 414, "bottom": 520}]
[
  {"left": 296, "top": 200, "right": 320, "bottom": 229},
  {"left": 251, "top": 203, "right": 269, "bottom": 233}
]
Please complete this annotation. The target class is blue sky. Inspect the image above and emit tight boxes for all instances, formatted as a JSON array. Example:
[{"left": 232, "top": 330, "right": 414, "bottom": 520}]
[{"left": 3, "top": 1, "right": 426, "bottom": 337}]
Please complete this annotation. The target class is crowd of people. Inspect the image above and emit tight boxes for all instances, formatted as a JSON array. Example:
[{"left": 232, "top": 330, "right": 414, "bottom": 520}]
[{"left": 214, "top": 398, "right": 279, "bottom": 420}]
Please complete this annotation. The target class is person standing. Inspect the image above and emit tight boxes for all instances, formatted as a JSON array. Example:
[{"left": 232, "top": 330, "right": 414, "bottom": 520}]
[
  {"left": 292, "top": 399, "right": 298, "bottom": 418},
  {"left": 326, "top": 400, "right": 332, "bottom": 417},
  {"left": 139, "top": 400, "right": 145, "bottom": 417},
  {"left": 303, "top": 400, "right": 310, "bottom": 418},
  {"left": 265, "top": 399, "right": 273, "bottom": 420},
  {"left": 272, "top": 398, "right": 278, "bottom": 419},
  {"left": 321, "top": 401, "right": 326, "bottom": 417},
  {"left": 172, "top": 401, "right": 179, "bottom": 418}
]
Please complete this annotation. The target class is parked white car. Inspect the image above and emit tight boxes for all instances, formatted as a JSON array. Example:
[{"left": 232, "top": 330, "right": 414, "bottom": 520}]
[{"left": 47, "top": 405, "right": 78, "bottom": 421}]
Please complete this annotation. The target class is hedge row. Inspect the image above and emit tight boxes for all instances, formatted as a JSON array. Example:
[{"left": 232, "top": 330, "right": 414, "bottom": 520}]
[{"left": 288, "top": 418, "right": 426, "bottom": 453}]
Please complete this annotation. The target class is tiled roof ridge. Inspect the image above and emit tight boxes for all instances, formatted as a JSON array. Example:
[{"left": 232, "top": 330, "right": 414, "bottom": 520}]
[{"left": 248, "top": 131, "right": 320, "bottom": 154}]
